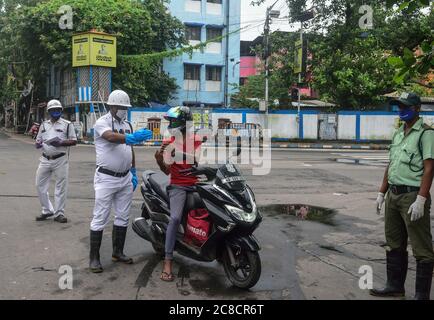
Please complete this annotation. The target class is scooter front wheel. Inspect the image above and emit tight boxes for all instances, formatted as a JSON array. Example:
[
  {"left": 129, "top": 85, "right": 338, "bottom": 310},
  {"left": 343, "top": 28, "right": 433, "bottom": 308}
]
[{"left": 222, "top": 248, "right": 261, "bottom": 289}]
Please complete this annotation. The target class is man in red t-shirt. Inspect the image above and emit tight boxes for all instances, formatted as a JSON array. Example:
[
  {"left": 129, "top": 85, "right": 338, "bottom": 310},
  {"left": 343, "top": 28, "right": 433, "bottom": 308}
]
[{"left": 154, "top": 106, "right": 202, "bottom": 281}]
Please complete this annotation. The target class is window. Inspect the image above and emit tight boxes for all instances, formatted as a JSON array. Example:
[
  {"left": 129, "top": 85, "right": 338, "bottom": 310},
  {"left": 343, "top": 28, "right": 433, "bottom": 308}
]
[
  {"left": 207, "top": 0, "right": 222, "bottom": 3},
  {"left": 186, "top": 26, "right": 201, "bottom": 41},
  {"left": 184, "top": 64, "right": 201, "bottom": 80},
  {"left": 206, "top": 66, "right": 222, "bottom": 81},
  {"left": 206, "top": 28, "right": 222, "bottom": 42}
]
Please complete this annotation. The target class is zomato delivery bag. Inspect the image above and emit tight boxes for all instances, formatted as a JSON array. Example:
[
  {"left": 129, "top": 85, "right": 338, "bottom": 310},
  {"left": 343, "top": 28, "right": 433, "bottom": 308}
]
[{"left": 184, "top": 208, "right": 211, "bottom": 246}]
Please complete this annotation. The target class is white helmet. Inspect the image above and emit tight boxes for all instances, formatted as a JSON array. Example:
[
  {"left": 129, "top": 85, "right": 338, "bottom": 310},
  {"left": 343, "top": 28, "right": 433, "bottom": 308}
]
[
  {"left": 107, "top": 90, "right": 132, "bottom": 107},
  {"left": 47, "top": 99, "right": 63, "bottom": 110}
]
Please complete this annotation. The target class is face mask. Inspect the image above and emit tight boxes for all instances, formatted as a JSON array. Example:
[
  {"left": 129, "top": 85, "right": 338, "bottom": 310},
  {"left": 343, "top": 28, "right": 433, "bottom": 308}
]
[
  {"left": 168, "top": 127, "right": 182, "bottom": 136},
  {"left": 116, "top": 109, "right": 127, "bottom": 121},
  {"left": 399, "top": 108, "right": 417, "bottom": 122},
  {"left": 49, "top": 111, "right": 62, "bottom": 119}
]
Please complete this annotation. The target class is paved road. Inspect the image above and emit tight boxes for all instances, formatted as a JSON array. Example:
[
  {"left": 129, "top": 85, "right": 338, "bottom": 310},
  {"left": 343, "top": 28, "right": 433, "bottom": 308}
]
[{"left": 0, "top": 131, "right": 432, "bottom": 300}]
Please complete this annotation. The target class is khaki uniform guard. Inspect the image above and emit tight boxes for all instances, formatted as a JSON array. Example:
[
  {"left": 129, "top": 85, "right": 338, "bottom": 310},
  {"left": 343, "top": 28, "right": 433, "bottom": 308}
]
[{"left": 371, "top": 92, "right": 434, "bottom": 300}]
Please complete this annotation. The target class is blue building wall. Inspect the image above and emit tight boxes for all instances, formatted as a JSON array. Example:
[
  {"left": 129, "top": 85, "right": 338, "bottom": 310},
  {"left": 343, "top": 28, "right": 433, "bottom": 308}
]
[{"left": 163, "top": 0, "right": 241, "bottom": 108}]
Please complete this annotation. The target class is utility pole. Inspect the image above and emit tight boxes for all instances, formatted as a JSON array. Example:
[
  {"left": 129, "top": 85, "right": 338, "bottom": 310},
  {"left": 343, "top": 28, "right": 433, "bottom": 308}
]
[
  {"left": 297, "top": 21, "right": 303, "bottom": 128},
  {"left": 263, "top": 0, "right": 280, "bottom": 130},
  {"left": 224, "top": 0, "right": 230, "bottom": 108}
]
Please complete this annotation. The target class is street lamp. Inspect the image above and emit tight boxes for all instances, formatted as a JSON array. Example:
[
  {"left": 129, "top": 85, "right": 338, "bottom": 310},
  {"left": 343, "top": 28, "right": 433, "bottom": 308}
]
[{"left": 263, "top": 0, "right": 280, "bottom": 131}]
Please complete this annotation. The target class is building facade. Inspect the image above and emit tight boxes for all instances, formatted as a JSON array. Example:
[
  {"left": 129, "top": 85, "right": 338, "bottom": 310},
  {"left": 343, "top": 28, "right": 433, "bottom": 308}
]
[{"left": 163, "top": 0, "right": 241, "bottom": 108}]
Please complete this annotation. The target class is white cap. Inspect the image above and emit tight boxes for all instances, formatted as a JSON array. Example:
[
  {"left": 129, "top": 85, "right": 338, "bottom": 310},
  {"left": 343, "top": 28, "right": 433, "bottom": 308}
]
[
  {"left": 47, "top": 99, "right": 63, "bottom": 110},
  {"left": 107, "top": 90, "right": 132, "bottom": 108}
]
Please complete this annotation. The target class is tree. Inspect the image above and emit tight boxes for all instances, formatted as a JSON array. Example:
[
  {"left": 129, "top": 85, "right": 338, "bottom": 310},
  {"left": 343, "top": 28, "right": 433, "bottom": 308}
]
[
  {"left": 250, "top": 0, "right": 432, "bottom": 108},
  {"left": 384, "top": 0, "right": 433, "bottom": 88},
  {"left": 0, "top": 0, "right": 186, "bottom": 106},
  {"left": 231, "top": 31, "right": 305, "bottom": 109}
]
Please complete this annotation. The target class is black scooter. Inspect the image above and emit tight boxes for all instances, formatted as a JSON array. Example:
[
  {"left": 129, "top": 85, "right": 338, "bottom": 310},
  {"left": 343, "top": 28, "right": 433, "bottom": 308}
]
[{"left": 132, "top": 155, "right": 262, "bottom": 289}]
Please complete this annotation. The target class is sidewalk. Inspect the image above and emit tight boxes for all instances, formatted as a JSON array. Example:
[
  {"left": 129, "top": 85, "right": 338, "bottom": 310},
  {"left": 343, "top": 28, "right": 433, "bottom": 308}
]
[{"left": 1, "top": 129, "right": 389, "bottom": 150}]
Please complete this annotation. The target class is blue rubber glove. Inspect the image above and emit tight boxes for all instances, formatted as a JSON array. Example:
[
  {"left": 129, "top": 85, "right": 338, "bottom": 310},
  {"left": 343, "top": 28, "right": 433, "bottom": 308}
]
[
  {"left": 131, "top": 167, "right": 138, "bottom": 191},
  {"left": 125, "top": 128, "right": 153, "bottom": 145}
]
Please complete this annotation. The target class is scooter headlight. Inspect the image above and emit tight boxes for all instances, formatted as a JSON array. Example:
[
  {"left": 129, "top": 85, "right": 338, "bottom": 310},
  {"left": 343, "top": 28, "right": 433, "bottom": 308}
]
[{"left": 225, "top": 205, "right": 257, "bottom": 223}]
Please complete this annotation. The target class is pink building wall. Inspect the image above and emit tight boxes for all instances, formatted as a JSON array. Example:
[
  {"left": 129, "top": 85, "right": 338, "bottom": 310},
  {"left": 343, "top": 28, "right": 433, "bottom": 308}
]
[{"left": 240, "top": 56, "right": 259, "bottom": 78}]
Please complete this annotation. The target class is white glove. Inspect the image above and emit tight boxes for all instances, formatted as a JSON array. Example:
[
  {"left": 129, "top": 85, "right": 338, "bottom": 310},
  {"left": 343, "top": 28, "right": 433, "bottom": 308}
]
[
  {"left": 407, "top": 195, "right": 426, "bottom": 222},
  {"left": 375, "top": 192, "right": 385, "bottom": 214}
]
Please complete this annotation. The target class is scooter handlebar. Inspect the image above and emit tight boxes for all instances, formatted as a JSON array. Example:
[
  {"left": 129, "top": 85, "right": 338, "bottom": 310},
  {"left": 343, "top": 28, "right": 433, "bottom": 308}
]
[{"left": 179, "top": 166, "right": 218, "bottom": 180}]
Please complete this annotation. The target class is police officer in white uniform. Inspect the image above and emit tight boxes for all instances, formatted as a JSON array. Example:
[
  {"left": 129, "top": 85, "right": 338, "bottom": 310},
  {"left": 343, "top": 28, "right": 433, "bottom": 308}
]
[
  {"left": 89, "top": 90, "right": 153, "bottom": 273},
  {"left": 35, "top": 99, "right": 77, "bottom": 223}
]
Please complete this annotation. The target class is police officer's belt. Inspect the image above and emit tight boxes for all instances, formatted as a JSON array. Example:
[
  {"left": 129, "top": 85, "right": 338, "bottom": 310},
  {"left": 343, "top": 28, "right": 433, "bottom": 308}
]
[
  {"left": 97, "top": 167, "right": 130, "bottom": 178},
  {"left": 42, "top": 153, "right": 66, "bottom": 160},
  {"left": 390, "top": 185, "right": 420, "bottom": 195}
]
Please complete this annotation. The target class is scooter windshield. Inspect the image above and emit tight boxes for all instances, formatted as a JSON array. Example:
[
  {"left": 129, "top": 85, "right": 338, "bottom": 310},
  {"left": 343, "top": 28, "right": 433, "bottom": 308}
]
[{"left": 215, "top": 164, "right": 246, "bottom": 191}]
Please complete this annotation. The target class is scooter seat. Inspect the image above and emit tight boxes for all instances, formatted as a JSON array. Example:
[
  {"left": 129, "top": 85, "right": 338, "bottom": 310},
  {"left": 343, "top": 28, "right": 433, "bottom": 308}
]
[{"left": 149, "top": 173, "right": 170, "bottom": 202}]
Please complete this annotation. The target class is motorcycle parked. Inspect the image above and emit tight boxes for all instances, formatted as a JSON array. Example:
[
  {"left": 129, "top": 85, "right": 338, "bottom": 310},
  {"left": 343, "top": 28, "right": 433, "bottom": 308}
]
[
  {"left": 132, "top": 155, "right": 262, "bottom": 289},
  {"left": 29, "top": 122, "right": 40, "bottom": 139}
]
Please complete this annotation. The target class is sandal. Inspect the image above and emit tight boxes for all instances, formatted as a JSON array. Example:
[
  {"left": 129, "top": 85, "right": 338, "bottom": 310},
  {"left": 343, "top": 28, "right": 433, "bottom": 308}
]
[{"left": 160, "top": 271, "right": 175, "bottom": 282}]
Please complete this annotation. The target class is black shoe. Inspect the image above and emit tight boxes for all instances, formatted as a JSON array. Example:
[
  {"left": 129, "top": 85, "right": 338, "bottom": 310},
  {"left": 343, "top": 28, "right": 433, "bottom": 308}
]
[
  {"left": 54, "top": 215, "right": 67, "bottom": 223},
  {"left": 414, "top": 261, "right": 433, "bottom": 300},
  {"left": 89, "top": 230, "right": 103, "bottom": 273},
  {"left": 369, "top": 249, "right": 408, "bottom": 297},
  {"left": 112, "top": 225, "right": 133, "bottom": 264},
  {"left": 36, "top": 213, "right": 54, "bottom": 221}
]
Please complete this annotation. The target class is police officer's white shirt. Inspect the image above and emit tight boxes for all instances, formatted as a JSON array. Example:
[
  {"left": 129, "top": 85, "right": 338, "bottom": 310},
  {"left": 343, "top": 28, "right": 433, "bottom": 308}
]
[
  {"left": 94, "top": 113, "right": 133, "bottom": 174},
  {"left": 36, "top": 118, "right": 77, "bottom": 157}
]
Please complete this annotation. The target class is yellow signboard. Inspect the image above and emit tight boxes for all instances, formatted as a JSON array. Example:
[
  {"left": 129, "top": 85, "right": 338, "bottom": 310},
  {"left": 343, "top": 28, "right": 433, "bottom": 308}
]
[
  {"left": 72, "top": 32, "right": 117, "bottom": 68},
  {"left": 72, "top": 34, "right": 90, "bottom": 67}
]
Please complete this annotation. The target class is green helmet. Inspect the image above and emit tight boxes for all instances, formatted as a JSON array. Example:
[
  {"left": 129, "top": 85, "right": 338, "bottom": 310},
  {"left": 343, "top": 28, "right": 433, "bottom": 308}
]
[{"left": 164, "top": 106, "right": 193, "bottom": 130}]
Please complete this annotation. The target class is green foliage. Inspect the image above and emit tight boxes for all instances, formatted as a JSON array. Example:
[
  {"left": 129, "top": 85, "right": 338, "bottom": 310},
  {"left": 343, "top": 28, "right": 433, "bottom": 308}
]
[
  {"left": 0, "top": 0, "right": 186, "bottom": 105},
  {"left": 384, "top": 0, "right": 433, "bottom": 85},
  {"left": 232, "top": 31, "right": 303, "bottom": 109}
]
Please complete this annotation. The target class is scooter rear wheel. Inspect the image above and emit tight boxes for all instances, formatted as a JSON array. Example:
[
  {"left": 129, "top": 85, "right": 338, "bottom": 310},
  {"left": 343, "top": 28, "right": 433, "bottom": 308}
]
[{"left": 222, "top": 248, "right": 261, "bottom": 289}]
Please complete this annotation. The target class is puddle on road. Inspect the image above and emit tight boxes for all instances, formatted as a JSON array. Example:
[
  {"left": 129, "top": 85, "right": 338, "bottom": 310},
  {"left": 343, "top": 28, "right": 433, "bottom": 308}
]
[{"left": 258, "top": 204, "right": 337, "bottom": 226}]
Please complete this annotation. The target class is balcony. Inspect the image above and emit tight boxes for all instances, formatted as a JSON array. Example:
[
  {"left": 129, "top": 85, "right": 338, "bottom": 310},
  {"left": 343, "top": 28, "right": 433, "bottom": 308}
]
[
  {"left": 205, "top": 42, "right": 222, "bottom": 54},
  {"left": 205, "top": 80, "right": 221, "bottom": 92},
  {"left": 185, "top": 0, "right": 201, "bottom": 13},
  {"left": 184, "top": 80, "right": 200, "bottom": 91},
  {"left": 206, "top": 2, "right": 222, "bottom": 15}
]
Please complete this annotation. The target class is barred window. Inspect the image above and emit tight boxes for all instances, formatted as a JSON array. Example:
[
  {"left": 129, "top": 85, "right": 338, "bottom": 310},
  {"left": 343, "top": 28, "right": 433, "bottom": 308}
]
[
  {"left": 206, "top": 66, "right": 222, "bottom": 81},
  {"left": 206, "top": 28, "right": 222, "bottom": 42},
  {"left": 184, "top": 64, "right": 201, "bottom": 80},
  {"left": 186, "top": 26, "right": 201, "bottom": 41}
]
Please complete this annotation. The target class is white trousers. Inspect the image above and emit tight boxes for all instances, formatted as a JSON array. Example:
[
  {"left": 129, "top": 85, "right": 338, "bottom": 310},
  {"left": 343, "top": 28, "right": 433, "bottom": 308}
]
[
  {"left": 90, "top": 171, "right": 133, "bottom": 231},
  {"left": 35, "top": 156, "right": 69, "bottom": 216}
]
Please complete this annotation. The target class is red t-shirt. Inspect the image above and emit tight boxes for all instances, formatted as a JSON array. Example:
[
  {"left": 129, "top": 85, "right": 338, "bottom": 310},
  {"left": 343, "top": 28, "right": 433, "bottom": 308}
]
[{"left": 162, "top": 134, "right": 202, "bottom": 186}]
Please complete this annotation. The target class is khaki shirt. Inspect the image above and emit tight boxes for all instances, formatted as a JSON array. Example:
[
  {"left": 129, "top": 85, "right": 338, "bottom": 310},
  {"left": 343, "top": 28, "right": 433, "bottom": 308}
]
[{"left": 388, "top": 118, "right": 434, "bottom": 187}]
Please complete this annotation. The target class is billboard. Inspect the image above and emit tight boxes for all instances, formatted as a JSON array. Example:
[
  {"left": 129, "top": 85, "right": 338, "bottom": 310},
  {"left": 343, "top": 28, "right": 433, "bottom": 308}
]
[
  {"left": 294, "top": 39, "right": 303, "bottom": 74},
  {"left": 72, "top": 32, "right": 117, "bottom": 68}
]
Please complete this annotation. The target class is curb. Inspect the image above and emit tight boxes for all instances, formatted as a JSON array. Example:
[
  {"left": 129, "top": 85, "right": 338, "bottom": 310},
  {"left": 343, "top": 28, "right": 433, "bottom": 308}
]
[{"left": 270, "top": 143, "right": 388, "bottom": 150}]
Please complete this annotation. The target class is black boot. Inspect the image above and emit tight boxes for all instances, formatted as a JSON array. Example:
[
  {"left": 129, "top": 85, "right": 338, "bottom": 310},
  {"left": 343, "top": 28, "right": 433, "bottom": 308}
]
[
  {"left": 414, "top": 261, "right": 434, "bottom": 300},
  {"left": 112, "top": 225, "right": 133, "bottom": 264},
  {"left": 370, "top": 249, "right": 408, "bottom": 297},
  {"left": 89, "top": 230, "right": 103, "bottom": 273}
]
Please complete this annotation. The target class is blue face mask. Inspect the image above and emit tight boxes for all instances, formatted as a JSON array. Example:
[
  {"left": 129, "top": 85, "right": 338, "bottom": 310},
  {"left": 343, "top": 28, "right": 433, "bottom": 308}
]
[
  {"left": 49, "top": 111, "right": 62, "bottom": 119},
  {"left": 399, "top": 108, "right": 417, "bottom": 122}
]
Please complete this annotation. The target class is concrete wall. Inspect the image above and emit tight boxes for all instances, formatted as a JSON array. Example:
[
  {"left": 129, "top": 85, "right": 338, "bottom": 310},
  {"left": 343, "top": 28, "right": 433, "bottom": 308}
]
[{"left": 128, "top": 108, "right": 434, "bottom": 142}]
